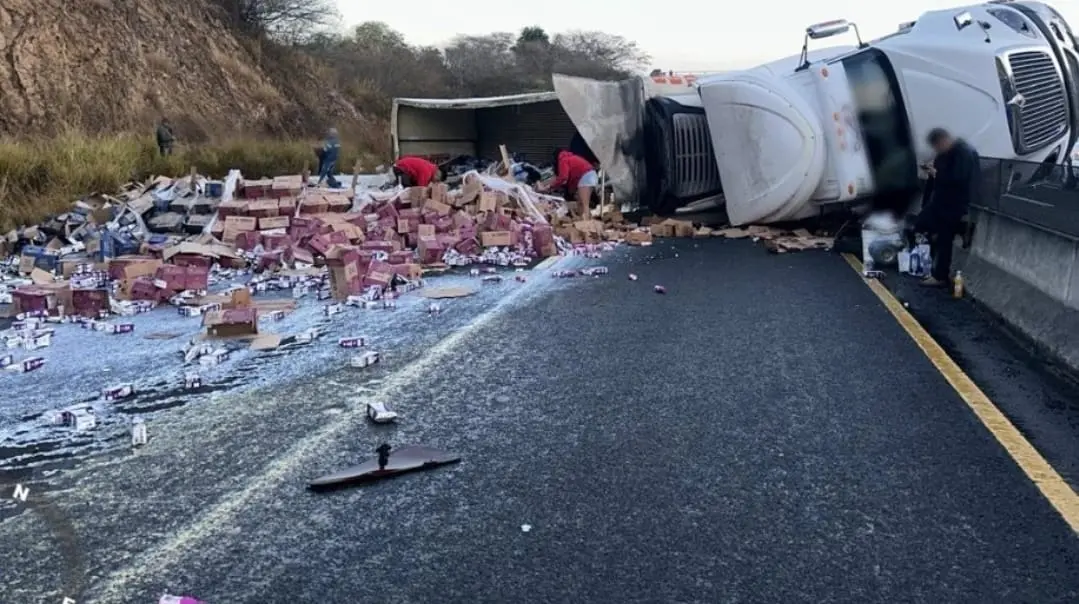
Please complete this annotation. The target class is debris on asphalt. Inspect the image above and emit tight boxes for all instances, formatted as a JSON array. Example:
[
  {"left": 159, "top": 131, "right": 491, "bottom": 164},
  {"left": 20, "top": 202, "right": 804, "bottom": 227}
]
[
  {"left": 521, "top": 524, "right": 532, "bottom": 533},
  {"left": 159, "top": 595, "right": 205, "bottom": 604},
  {"left": 295, "top": 327, "right": 321, "bottom": 344},
  {"left": 6, "top": 356, "right": 45, "bottom": 372},
  {"left": 53, "top": 404, "right": 96, "bottom": 431},
  {"left": 421, "top": 286, "right": 476, "bottom": 299},
  {"left": 0, "top": 162, "right": 643, "bottom": 445},
  {"left": 183, "top": 372, "right": 202, "bottom": 389},
  {"left": 307, "top": 444, "right": 461, "bottom": 491},
  {"left": 628, "top": 273, "right": 638, "bottom": 281},
  {"left": 646, "top": 217, "right": 696, "bottom": 238},
  {"left": 654, "top": 285, "right": 667, "bottom": 294},
  {"left": 713, "top": 225, "right": 833, "bottom": 253},
  {"left": 103, "top": 383, "right": 135, "bottom": 401},
  {"left": 365, "top": 401, "right": 398, "bottom": 424},
  {"left": 249, "top": 333, "right": 282, "bottom": 351},
  {"left": 338, "top": 336, "right": 364, "bottom": 348},
  {"left": 131, "top": 417, "right": 148, "bottom": 447},
  {"left": 350, "top": 350, "right": 380, "bottom": 368}
]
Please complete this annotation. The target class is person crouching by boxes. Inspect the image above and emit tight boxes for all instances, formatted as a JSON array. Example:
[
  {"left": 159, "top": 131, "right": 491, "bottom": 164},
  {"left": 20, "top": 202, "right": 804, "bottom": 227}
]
[
  {"left": 538, "top": 149, "right": 598, "bottom": 220},
  {"left": 393, "top": 156, "right": 442, "bottom": 188}
]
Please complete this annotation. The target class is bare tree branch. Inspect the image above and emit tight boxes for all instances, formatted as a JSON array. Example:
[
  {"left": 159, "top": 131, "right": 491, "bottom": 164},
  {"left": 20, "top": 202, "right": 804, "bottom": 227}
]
[{"left": 211, "top": 0, "right": 338, "bottom": 43}]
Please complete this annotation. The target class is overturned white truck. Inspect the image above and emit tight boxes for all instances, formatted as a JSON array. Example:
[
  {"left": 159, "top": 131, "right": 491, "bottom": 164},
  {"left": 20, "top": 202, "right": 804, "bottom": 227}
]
[{"left": 392, "top": 1, "right": 1079, "bottom": 225}]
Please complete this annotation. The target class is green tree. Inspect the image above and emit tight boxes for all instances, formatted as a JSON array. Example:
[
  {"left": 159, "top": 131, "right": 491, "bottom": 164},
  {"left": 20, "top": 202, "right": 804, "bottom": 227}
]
[{"left": 516, "top": 26, "right": 550, "bottom": 47}]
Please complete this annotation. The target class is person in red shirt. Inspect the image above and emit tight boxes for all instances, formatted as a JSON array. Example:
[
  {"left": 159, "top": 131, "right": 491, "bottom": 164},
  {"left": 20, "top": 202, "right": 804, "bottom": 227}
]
[
  {"left": 541, "top": 149, "right": 598, "bottom": 219},
  {"left": 393, "top": 156, "right": 442, "bottom": 187}
]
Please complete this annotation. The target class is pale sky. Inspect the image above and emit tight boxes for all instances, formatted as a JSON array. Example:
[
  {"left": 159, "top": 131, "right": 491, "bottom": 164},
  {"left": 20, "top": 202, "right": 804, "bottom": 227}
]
[{"left": 336, "top": 0, "right": 1079, "bottom": 71}]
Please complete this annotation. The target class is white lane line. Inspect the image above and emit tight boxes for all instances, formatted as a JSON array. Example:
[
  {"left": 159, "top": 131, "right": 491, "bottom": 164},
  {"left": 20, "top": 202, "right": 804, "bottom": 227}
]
[
  {"left": 90, "top": 273, "right": 558, "bottom": 602},
  {"left": 533, "top": 256, "right": 561, "bottom": 271},
  {"left": 1004, "top": 193, "right": 1055, "bottom": 207}
]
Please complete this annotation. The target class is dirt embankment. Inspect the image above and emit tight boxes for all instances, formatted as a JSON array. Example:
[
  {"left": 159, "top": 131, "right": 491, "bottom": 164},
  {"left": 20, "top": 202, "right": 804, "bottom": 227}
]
[{"left": 0, "top": 0, "right": 366, "bottom": 141}]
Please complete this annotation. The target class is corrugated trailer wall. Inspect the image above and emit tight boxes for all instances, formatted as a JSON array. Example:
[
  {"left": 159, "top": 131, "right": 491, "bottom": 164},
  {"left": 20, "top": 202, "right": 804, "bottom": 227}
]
[{"left": 476, "top": 101, "right": 579, "bottom": 164}]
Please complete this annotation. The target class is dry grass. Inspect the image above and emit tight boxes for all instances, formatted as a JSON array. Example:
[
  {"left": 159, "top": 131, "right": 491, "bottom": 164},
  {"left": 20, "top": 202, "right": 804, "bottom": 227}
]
[{"left": 0, "top": 132, "right": 386, "bottom": 231}]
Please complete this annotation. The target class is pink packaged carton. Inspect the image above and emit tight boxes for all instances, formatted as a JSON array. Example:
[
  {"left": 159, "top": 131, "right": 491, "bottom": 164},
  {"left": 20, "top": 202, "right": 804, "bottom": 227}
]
[
  {"left": 103, "top": 384, "right": 135, "bottom": 401},
  {"left": 8, "top": 357, "right": 45, "bottom": 372},
  {"left": 338, "top": 336, "right": 365, "bottom": 348}
]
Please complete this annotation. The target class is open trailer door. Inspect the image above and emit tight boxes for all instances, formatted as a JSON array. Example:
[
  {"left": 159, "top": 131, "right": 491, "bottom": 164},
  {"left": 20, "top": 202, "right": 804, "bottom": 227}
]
[{"left": 552, "top": 74, "right": 647, "bottom": 207}]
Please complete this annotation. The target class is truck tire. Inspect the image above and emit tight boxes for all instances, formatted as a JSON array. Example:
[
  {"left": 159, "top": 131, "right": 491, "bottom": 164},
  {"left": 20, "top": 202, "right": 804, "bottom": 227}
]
[{"left": 868, "top": 239, "right": 901, "bottom": 266}]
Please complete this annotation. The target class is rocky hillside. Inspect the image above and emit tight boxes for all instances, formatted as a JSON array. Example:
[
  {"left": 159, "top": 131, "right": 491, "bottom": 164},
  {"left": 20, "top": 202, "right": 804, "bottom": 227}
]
[{"left": 0, "top": 0, "right": 365, "bottom": 140}]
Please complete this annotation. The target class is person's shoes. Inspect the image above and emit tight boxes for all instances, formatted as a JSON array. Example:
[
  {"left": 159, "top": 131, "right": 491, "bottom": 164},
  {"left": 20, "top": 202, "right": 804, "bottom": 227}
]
[{"left": 920, "top": 276, "right": 945, "bottom": 287}]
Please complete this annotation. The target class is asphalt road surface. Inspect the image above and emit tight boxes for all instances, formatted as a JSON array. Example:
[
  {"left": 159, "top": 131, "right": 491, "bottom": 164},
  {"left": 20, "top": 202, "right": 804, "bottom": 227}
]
[{"left": 2, "top": 239, "right": 1078, "bottom": 603}]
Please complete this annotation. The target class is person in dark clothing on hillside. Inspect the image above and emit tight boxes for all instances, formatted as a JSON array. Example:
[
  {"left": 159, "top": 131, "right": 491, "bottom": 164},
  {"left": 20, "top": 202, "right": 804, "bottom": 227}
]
[
  {"left": 914, "top": 128, "right": 980, "bottom": 286},
  {"left": 315, "top": 128, "right": 342, "bottom": 188},
  {"left": 156, "top": 118, "right": 175, "bottom": 156}
]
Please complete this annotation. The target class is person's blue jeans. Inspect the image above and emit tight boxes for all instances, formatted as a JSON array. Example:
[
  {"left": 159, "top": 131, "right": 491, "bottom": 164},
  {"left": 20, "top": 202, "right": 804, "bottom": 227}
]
[{"left": 319, "top": 162, "right": 341, "bottom": 188}]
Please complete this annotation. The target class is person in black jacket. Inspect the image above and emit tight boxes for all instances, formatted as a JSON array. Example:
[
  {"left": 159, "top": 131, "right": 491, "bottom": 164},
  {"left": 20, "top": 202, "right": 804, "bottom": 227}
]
[
  {"left": 156, "top": 118, "right": 175, "bottom": 157},
  {"left": 914, "top": 128, "right": 979, "bottom": 286}
]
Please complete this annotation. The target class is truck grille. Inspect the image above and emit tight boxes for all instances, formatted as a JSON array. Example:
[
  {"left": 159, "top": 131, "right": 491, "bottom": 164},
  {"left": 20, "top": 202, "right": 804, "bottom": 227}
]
[
  {"left": 671, "top": 113, "right": 721, "bottom": 198},
  {"left": 1008, "top": 50, "right": 1069, "bottom": 152}
]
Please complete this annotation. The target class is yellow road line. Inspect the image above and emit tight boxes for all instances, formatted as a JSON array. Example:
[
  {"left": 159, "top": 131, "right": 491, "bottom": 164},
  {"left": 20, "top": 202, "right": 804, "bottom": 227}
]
[{"left": 842, "top": 253, "right": 1079, "bottom": 535}]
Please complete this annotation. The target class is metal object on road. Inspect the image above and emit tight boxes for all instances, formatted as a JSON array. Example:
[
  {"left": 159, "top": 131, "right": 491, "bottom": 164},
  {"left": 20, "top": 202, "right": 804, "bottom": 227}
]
[{"left": 308, "top": 444, "right": 461, "bottom": 491}]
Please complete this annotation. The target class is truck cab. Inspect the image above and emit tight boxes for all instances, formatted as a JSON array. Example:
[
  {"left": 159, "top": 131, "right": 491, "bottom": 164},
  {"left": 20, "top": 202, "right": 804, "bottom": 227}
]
[
  {"left": 557, "top": 1, "right": 1079, "bottom": 225},
  {"left": 698, "top": 1, "right": 1079, "bottom": 224}
]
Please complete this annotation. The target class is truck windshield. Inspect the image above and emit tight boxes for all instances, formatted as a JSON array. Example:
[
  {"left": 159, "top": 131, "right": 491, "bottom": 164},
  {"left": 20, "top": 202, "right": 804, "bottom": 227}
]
[{"left": 840, "top": 48, "right": 919, "bottom": 200}]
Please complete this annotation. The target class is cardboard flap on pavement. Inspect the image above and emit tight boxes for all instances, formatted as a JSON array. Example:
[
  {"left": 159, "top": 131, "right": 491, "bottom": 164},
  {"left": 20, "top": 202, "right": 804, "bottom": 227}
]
[
  {"left": 253, "top": 299, "right": 297, "bottom": 314},
  {"left": 249, "top": 334, "right": 282, "bottom": 351},
  {"left": 420, "top": 286, "right": 476, "bottom": 299},
  {"left": 162, "top": 241, "right": 242, "bottom": 261},
  {"left": 716, "top": 228, "right": 750, "bottom": 239}
]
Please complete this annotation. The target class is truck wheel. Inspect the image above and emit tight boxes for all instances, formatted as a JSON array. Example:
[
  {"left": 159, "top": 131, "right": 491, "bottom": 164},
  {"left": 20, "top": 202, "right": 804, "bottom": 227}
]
[{"left": 868, "top": 239, "right": 901, "bottom": 266}]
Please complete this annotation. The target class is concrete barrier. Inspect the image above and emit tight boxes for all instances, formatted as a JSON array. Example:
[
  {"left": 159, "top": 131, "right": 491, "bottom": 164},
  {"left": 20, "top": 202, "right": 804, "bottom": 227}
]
[{"left": 957, "top": 207, "right": 1079, "bottom": 371}]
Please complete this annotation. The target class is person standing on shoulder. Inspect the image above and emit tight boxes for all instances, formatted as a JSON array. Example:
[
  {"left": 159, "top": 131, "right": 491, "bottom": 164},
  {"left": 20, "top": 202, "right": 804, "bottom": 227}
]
[
  {"left": 315, "top": 128, "right": 342, "bottom": 188},
  {"left": 393, "top": 156, "right": 442, "bottom": 188},
  {"left": 914, "top": 128, "right": 979, "bottom": 287},
  {"left": 540, "top": 149, "right": 598, "bottom": 219},
  {"left": 156, "top": 118, "right": 175, "bottom": 157}
]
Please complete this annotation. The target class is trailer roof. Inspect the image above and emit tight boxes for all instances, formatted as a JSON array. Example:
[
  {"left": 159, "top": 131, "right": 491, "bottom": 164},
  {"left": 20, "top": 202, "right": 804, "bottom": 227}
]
[{"left": 392, "top": 92, "right": 559, "bottom": 110}]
